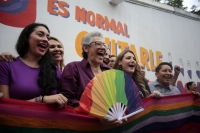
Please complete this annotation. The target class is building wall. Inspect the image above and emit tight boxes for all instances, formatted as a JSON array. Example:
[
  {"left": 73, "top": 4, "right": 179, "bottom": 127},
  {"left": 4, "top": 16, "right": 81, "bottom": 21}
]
[{"left": 0, "top": 0, "right": 200, "bottom": 92}]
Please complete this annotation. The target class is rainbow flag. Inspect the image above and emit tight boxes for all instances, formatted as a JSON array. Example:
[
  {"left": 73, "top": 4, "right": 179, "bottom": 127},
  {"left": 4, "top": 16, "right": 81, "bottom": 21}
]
[{"left": 0, "top": 93, "right": 200, "bottom": 133}]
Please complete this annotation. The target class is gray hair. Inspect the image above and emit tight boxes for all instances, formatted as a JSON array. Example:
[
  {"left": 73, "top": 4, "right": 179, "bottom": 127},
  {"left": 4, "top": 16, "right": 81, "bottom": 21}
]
[
  {"left": 82, "top": 31, "right": 104, "bottom": 46},
  {"left": 81, "top": 31, "right": 104, "bottom": 59}
]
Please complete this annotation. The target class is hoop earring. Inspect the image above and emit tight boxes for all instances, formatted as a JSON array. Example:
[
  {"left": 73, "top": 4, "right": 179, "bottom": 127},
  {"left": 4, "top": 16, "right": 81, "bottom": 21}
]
[{"left": 119, "top": 65, "right": 122, "bottom": 70}]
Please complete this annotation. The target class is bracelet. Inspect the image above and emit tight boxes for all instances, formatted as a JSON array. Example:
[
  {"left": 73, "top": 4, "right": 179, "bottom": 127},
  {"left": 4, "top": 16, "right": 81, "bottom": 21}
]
[
  {"left": 42, "top": 96, "right": 45, "bottom": 103},
  {"left": 34, "top": 97, "right": 38, "bottom": 102},
  {"left": 38, "top": 95, "right": 42, "bottom": 102}
]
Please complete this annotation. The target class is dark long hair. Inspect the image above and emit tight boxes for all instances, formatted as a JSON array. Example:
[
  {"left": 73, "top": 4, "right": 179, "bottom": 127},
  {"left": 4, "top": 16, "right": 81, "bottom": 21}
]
[
  {"left": 15, "top": 23, "right": 60, "bottom": 95},
  {"left": 38, "top": 51, "right": 60, "bottom": 95}
]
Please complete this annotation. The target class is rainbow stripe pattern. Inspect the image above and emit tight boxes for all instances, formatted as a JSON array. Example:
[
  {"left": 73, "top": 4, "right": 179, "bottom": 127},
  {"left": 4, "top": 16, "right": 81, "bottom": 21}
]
[
  {"left": 76, "top": 70, "right": 143, "bottom": 119},
  {"left": 0, "top": 93, "right": 200, "bottom": 133}
]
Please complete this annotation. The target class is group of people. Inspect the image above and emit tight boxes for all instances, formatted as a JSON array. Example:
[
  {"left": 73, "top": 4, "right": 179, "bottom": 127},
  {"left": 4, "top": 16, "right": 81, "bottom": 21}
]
[{"left": 0, "top": 22, "right": 199, "bottom": 125}]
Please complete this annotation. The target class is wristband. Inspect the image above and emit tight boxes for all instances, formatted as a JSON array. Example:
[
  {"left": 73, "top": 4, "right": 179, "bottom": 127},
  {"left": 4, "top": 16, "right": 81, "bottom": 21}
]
[
  {"left": 42, "top": 96, "right": 45, "bottom": 103},
  {"left": 35, "top": 97, "right": 38, "bottom": 102}
]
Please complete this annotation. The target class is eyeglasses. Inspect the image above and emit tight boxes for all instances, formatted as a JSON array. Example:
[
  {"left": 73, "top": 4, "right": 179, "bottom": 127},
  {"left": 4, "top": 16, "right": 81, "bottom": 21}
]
[
  {"left": 110, "top": 60, "right": 115, "bottom": 63},
  {"left": 90, "top": 41, "right": 108, "bottom": 49}
]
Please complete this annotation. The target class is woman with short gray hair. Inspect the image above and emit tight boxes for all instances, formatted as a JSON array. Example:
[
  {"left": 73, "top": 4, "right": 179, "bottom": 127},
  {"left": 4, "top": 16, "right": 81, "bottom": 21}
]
[
  {"left": 81, "top": 31, "right": 104, "bottom": 59},
  {"left": 61, "top": 31, "right": 128, "bottom": 125},
  {"left": 61, "top": 31, "right": 109, "bottom": 108}
]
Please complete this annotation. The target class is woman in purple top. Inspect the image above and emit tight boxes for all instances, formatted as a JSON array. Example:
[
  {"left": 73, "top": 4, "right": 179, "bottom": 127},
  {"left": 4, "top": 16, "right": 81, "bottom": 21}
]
[
  {"left": 60, "top": 31, "right": 127, "bottom": 125},
  {"left": 0, "top": 23, "right": 67, "bottom": 108},
  {"left": 0, "top": 36, "right": 65, "bottom": 73},
  {"left": 60, "top": 31, "right": 109, "bottom": 108}
]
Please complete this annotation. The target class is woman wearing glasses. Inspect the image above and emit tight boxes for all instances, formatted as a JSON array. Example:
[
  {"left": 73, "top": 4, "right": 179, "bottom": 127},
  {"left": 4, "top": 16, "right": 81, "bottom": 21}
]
[
  {"left": 60, "top": 31, "right": 109, "bottom": 108},
  {"left": 61, "top": 31, "right": 128, "bottom": 125}
]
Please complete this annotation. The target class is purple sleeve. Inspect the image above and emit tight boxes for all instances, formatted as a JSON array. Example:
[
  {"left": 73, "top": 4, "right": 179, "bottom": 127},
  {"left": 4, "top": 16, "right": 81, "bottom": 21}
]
[
  {"left": 60, "top": 62, "right": 79, "bottom": 107},
  {"left": 0, "top": 61, "right": 10, "bottom": 85},
  {"left": 56, "top": 66, "right": 61, "bottom": 79}
]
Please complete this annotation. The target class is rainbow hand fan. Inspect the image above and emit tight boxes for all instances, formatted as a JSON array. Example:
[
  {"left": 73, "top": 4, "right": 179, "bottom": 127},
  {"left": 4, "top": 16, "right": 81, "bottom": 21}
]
[{"left": 76, "top": 70, "right": 144, "bottom": 121}]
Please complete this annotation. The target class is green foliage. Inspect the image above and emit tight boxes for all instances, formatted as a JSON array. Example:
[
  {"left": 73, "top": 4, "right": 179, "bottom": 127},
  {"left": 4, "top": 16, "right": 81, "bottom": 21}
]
[
  {"left": 190, "top": 5, "right": 200, "bottom": 15},
  {"left": 155, "top": 0, "right": 200, "bottom": 16},
  {"left": 191, "top": 9, "right": 200, "bottom": 15},
  {"left": 167, "top": 0, "right": 185, "bottom": 9},
  {"left": 155, "top": 0, "right": 186, "bottom": 9},
  {"left": 196, "top": 10, "right": 200, "bottom": 15}
]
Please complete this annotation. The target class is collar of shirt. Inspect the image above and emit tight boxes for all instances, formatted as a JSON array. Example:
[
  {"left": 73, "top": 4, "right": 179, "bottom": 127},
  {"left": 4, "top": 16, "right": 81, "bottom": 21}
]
[
  {"left": 153, "top": 80, "right": 172, "bottom": 90},
  {"left": 81, "top": 58, "right": 110, "bottom": 70}
]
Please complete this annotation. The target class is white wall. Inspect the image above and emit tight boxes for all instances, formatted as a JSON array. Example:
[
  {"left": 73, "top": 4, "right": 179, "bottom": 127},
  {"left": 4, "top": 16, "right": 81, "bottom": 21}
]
[{"left": 0, "top": 0, "right": 200, "bottom": 87}]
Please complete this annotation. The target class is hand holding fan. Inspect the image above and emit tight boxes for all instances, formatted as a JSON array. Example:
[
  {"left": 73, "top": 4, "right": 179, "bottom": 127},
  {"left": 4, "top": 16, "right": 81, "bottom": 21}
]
[{"left": 76, "top": 70, "right": 144, "bottom": 121}]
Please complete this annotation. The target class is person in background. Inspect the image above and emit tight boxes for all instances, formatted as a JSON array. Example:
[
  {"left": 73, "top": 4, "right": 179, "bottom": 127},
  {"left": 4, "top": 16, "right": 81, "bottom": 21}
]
[
  {"left": 103, "top": 48, "right": 110, "bottom": 65},
  {"left": 138, "top": 62, "right": 148, "bottom": 81},
  {"left": 138, "top": 62, "right": 181, "bottom": 86},
  {"left": 49, "top": 36, "right": 65, "bottom": 72},
  {"left": 108, "top": 55, "right": 116, "bottom": 69},
  {"left": 0, "top": 23, "right": 67, "bottom": 108},
  {"left": 186, "top": 81, "right": 200, "bottom": 96},
  {"left": 148, "top": 62, "right": 181, "bottom": 96},
  {"left": 187, "top": 81, "right": 197, "bottom": 92},
  {"left": 170, "top": 65, "right": 181, "bottom": 86},
  {"left": 0, "top": 36, "right": 65, "bottom": 73}
]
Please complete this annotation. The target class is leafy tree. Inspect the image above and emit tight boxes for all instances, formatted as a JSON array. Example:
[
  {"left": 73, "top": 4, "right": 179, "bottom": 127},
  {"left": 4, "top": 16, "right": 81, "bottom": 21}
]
[
  {"left": 155, "top": 0, "right": 200, "bottom": 15},
  {"left": 155, "top": 0, "right": 186, "bottom": 9},
  {"left": 167, "top": 0, "right": 186, "bottom": 9},
  {"left": 190, "top": 3, "right": 200, "bottom": 15},
  {"left": 191, "top": 9, "right": 200, "bottom": 15},
  {"left": 194, "top": 10, "right": 200, "bottom": 15}
]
